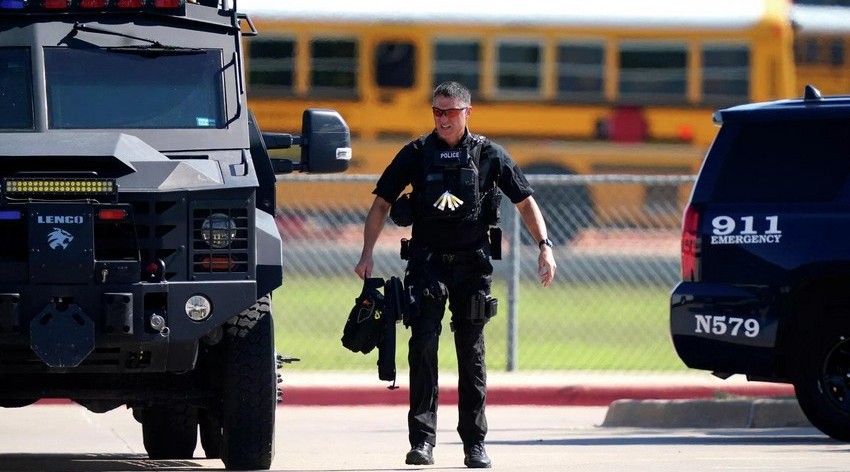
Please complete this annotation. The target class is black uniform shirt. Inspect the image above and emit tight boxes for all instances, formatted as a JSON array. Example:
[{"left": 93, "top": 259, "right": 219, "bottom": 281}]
[{"left": 374, "top": 130, "right": 533, "bottom": 252}]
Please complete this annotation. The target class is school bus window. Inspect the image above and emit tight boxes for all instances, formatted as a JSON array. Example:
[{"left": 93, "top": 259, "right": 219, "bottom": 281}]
[
  {"left": 310, "top": 38, "right": 358, "bottom": 95},
  {"left": 619, "top": 42, "right": 687, "bottom": 104},
  {"left": 375, "top": 41, "right": 416, "bottom": 88},
  {"left": 433, "top": 39, "right": 481, "bottom": 93},
  {"left": 496, "top": 41, "right": 542, "bottom": 95},
  {"left": 794, "top": 37, "right": 844, "bottom": 66},
  {"left": 701, "top": 44, "right": 749, "bottom": 104},
  {"left": 830, "top": 39, "right": 844, "bottom": 66},
  {"left": 557, "top": 41, "right": 605, "bottom": 101},
  {"left": 795, "top": 37, "right": 818, "bottom": 64},
  {"left": 796, "top": 37, "right": 815, "bottom": 65},
  {"left": 247, "top": 37, "right": 295, "bottom": 95}
]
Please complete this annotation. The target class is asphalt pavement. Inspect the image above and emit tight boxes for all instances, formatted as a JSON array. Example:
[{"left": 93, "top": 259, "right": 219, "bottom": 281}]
[
  {"left": 1, "top": 404, "right": 836, "bottom": 472},
  {"left": 5, "top": 371, "right": 820, "bottom": 471}
]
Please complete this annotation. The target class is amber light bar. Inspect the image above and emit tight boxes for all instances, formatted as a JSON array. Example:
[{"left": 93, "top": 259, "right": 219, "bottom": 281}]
[{"left": 3, "top": 178, "right": 117, "bottom": 197}]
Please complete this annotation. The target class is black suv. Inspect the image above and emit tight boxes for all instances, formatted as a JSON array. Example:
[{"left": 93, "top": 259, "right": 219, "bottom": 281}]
[
  {"left": 671, "top": 85, "right": 850, "bottom": 440},
  {"left": 0, "top": 1, "right": 349, "bottom": 469}
]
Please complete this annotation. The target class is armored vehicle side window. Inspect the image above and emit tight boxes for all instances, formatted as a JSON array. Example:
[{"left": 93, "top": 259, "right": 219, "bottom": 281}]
[
  {"left": 0, "top": 48, "right": 33, "bottom": 130},
  {"left": 45, "top": 48, "right": 224, "bottom": 129},
  {"left": 711, "top": 118, "right": 850, "bottom": 202}
]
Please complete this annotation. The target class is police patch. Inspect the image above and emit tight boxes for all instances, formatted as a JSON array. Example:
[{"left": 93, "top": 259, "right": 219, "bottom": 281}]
[{"left": 437, "top": 148, "right": 468, "bottom": 166}]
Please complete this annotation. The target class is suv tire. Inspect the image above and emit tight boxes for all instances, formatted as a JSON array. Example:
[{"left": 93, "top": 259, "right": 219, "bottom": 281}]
[{"left": 794, "top": 327, "right": 850, "bottom": 441}]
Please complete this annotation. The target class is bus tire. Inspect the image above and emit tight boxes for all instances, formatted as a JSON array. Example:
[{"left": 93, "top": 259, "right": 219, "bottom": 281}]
[{"left": 221, "top": 301, "right": 276, "bottom": 470}]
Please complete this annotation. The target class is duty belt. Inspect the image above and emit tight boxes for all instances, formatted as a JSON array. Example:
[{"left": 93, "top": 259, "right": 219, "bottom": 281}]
[
  {"left": 433, "top": 251, "right": 476, "bottom": 264},
  {"left": 405, "top": 239, "right": 484, "bottom": 264}
]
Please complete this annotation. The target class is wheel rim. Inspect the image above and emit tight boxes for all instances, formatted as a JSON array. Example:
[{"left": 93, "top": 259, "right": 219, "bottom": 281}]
[{"left": 821, "top": 337, "right": 850, "bottom": 412}]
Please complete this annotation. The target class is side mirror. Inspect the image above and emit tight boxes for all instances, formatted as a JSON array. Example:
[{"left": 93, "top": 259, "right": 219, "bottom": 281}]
[
  {"left": 300, "top": 109, "right": 351, "bottom": 174},
  {"left": 266, "top": 109, "right": 351, "bottom": 175}
]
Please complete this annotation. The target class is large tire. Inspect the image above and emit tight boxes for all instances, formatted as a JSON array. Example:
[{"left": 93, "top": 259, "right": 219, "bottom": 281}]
[
  {"left": 0, "top": 399, "right": 37, "bottom": 408},
  {"left": 794, "top": 330, "right": 850, "bottom": 441},
  {"left": 141, "top": 403, "right": 198, "bottom": 459},
  {"left": 225, "top": 295, "right": 271, "bottom": 338},
  {"left": 790, "top": 291, "right": 850, "bottom": 441},
  {"left": 220, "top": 299, "right": 276, "bottom": 470},
  {"left": 198, "top": 408, "right": 222, "bottom": 459}
]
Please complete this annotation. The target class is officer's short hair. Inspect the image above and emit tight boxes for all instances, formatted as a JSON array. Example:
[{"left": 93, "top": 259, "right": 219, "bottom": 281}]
[{"left": 433, "top": 81, "right": 471, "bottom": 107}]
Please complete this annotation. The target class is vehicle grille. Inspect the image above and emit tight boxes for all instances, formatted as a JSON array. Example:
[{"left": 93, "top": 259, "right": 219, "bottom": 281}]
[{"left": 126, "top": 198, "right": 184, "bottom": 281}]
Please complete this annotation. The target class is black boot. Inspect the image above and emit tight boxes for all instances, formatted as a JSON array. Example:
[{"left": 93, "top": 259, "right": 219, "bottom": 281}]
[
  {"left": 463, "top": 442, "right": 491, "bottom": 468},
  {"left": 405, "top": 441, "right": 434, "bottom": 465}
]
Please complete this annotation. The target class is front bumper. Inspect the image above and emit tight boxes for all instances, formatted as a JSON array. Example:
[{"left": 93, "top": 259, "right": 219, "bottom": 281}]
[{"left": 0, "top": 279, "right": 256, "bottom": 373}]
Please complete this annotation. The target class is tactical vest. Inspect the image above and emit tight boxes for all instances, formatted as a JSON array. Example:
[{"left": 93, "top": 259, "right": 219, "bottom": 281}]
[{"left": 413, "top": 134, "right": 484, "bottom": 222}]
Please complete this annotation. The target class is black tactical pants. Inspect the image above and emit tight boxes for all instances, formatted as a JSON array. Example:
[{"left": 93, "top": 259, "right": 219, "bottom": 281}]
[{"left": 405, "top": 252, "right": 492, "bottom": 448}]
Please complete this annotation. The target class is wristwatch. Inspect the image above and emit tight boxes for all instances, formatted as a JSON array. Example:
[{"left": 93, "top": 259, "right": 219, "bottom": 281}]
[{"left": 538, "top": 238, "right": 553, "bottom": 249}]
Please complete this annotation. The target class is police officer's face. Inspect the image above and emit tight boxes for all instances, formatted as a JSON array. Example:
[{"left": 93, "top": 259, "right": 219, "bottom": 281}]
[{"left": 432, "top": 95, "right": 470, "bottom": 148}]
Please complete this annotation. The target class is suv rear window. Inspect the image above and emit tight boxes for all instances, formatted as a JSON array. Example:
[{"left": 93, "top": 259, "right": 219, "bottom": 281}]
[{"left": 710, "top": 118, "right": 850, "bottom": 202}]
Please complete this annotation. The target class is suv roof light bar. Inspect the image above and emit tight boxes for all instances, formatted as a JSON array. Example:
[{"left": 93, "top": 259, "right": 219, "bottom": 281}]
[{"left": 0, "top": 0, "right": 26, "bottom": 8}]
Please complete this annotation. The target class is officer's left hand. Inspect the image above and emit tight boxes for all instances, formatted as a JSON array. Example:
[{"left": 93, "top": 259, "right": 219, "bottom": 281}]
[{"left": 538, "top": 246, "right": 556, "bottom": 287}]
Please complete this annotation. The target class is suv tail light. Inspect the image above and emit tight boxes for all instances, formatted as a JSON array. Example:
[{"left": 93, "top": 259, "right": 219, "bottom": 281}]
[{"left": 681, "top": 204, "right": 701, "bottom": 281}]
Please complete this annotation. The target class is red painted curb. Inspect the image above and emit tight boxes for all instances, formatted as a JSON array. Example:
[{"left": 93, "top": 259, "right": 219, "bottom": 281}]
[
  {"left": 281, "top": 384, "right": 796, "bottom": 407},
  {"left": 32, "top": 384, "right": 796, "bottom": 407}
]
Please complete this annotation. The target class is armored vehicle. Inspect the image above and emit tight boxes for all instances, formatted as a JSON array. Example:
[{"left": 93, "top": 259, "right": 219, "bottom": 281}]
[
  {"left": 0, "top": 0, "right": 350, "bottom": 469},
  {"left": 671, "top": 85, "right": 850, "bottom": 441}
]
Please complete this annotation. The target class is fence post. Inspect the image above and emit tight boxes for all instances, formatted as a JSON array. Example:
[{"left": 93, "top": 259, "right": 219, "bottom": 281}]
[{"left": 506, "top": 205, "right": 520, "bottom": 372}]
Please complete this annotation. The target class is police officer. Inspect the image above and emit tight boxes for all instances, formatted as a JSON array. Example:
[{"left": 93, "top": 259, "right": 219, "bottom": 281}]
[{"left": 354, "top": 81, "right": 556, "bottom": 469}]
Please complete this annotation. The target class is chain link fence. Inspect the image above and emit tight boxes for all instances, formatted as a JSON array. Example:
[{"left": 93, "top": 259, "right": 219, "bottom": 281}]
[{"left": 271, "top": 174, "right": 695, "bottom": 374}]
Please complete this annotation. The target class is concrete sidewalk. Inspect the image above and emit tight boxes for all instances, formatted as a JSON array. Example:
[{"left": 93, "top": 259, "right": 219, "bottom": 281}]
[{"left": 281, "top": 370, "right": 795, "bottom": 406}]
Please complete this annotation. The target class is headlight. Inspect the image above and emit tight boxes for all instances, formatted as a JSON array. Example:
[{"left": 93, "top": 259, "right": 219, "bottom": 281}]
[
  {"left": 201, "top": 213, "right": 237, "bottom": 249},
  {"left": 185, "top": 295, "right": 212, "bottom": 321}
]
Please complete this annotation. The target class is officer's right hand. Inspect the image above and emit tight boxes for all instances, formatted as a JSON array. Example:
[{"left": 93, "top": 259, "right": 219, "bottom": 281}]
[{"left": 354, "top": 256, "right": 372, "bottom": 280}]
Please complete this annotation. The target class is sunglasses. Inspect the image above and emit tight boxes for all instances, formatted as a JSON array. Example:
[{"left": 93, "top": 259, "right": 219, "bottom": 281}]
[{"left": 432, "top": 107, "right": 467, "bottom": 118}]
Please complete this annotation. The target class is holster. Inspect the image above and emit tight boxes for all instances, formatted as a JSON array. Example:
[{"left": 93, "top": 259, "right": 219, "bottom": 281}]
[{"left": 469, "top": 290, "right": 498, "bottom": 325}]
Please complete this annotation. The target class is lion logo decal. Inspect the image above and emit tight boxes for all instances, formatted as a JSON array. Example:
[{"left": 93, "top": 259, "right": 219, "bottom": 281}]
[{"left": 47, "top": 228, "right": 73, "bottom": 250}]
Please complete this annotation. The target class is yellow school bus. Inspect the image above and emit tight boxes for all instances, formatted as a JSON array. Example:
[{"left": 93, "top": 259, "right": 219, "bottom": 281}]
[
  {"left": 239, "top": 0, "right": 796, "bottom": 230},
  {"left": 792, "top": 3, "right": 850, "bottom": 95}
]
